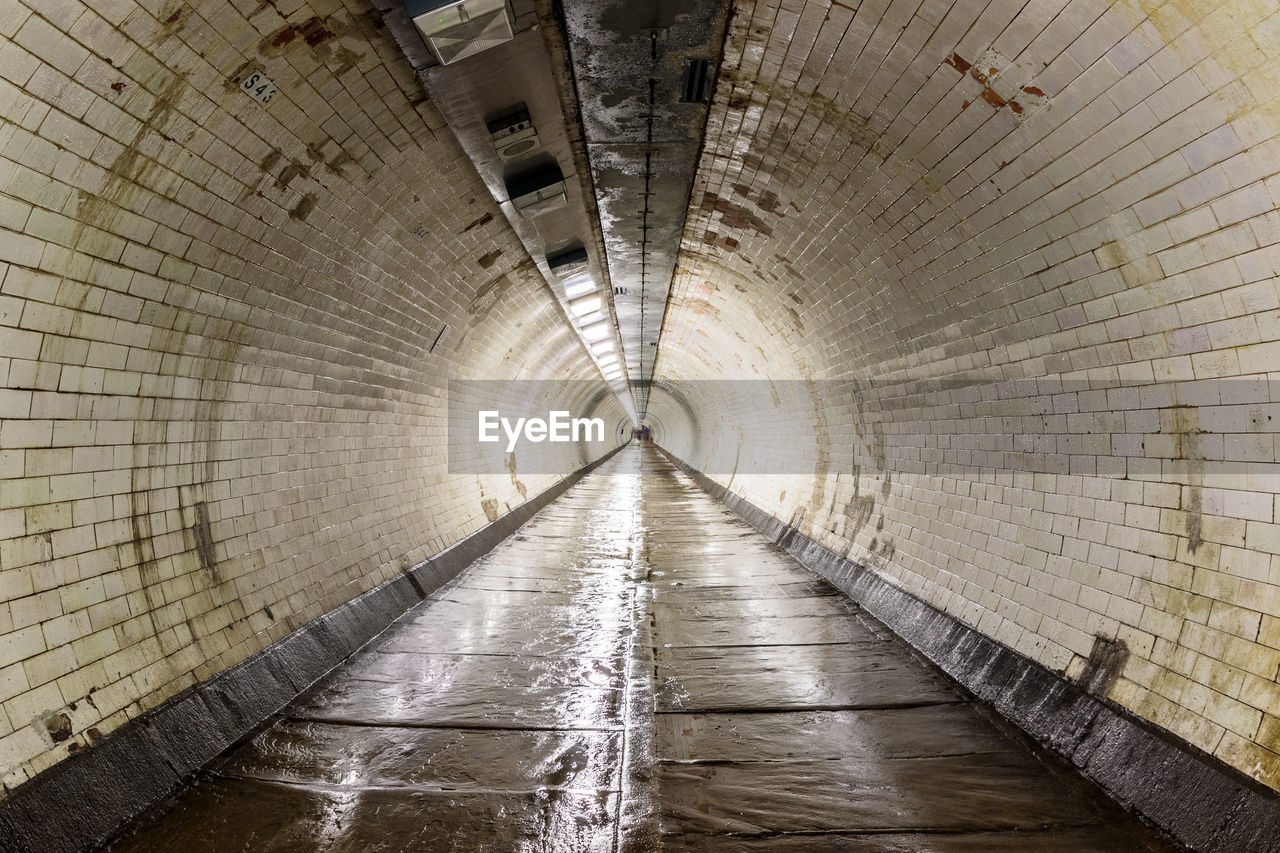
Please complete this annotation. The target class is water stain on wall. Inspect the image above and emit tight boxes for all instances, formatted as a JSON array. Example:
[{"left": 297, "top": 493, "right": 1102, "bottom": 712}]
[
  {"left": 843, "top": 465, "right": 876, "bottom": 535},
  {"left": 699, "top": 191, "right": 775, "bottom": 237},
  {"left": 190, "top": 500, "right": 218, "bottom": 583},
  {"left": 1078, "top": 635, "right": 1130, "bottom": 698},
  {"left": 261, "top": 12, "right": 365, "bottom": 75},
  {"left": 1163, "top": 405, "right": 1205, "bottom": 553},
  {"left": 462, "top": 212, "right": 494, "bottom": 233},
  {"left": 804, "top": 377, "right": 831, "bottom": 519},
  {"left": 505, "top": 452, "right": 528, "bottom": 501}
]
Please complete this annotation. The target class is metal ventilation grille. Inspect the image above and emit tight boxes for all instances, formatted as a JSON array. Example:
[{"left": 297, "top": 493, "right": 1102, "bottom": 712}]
[
  {"left": 500, "top": 137, "right": 538, "bottom": 158},
  {"left": 428, "top": 9, "right": 512, "bottom": 64},
  {"left": 680, "top": 59, "right": 712, "bottom": 103}
]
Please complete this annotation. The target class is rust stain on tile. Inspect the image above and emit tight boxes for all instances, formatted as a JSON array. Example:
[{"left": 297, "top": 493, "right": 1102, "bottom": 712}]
[
  {"left": 980, "top": 87, "right": 1007, "bottom": 109},
  {"left": 462, "top": 212, "right": 494, "bottom": 233}
]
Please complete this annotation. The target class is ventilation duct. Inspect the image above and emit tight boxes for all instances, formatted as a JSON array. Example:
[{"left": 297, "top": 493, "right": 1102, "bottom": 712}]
[
  {"left": 548, "top": 247, "right": 589, "bottom": 278},
  {"left": 406, "top": 0, "right": 514, "bottom": 66},
  {"left": 507, "top": 164, "right": 567, "bottom": 216},
  {"left": 488, "top": 106, "right": 541, "bottom": 162}
]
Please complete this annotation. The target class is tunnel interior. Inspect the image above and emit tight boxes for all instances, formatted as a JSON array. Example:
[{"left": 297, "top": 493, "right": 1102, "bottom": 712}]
[{"left": 1, "top": 0, "right": 1280, "bottom": 848}]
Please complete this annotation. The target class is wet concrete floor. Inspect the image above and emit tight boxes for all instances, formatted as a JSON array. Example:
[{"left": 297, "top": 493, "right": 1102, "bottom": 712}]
[{"left": 106, "top": 446, "right": 1177, "bottom": 852}]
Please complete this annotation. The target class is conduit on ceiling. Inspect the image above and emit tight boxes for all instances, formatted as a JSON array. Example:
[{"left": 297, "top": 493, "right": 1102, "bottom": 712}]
[{"left": 381, "top": 0, "right": 637, "bottom": 420}]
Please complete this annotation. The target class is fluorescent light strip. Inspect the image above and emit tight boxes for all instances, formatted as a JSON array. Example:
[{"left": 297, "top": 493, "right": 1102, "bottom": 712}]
[
  {"left": 582, "top": 321, "right": 611, "bottom": 342},
  {"left": 570, "top": 294, "right": 602, "bottom": 316},
  {"left": 564, "top": 276, "right": 596, "bottom": 298}
]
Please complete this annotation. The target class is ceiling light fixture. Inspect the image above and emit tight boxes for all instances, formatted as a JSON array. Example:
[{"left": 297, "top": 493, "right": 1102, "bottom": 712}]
[
  {"left": 564, "top": 275, "right": 595, "bottom": 298},
  {"left": 570, "top": 294, "right": 602, "bottom": 316},
  {"left": 581, "top": 320, "right": 611, "bottom": 342}
]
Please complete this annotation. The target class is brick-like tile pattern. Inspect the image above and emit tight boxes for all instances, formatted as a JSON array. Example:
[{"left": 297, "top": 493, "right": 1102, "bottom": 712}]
[
  {"left": 654, "top": 0, "right": 1280, "bottom": 788},
  {"left": 0, "top": 0, "right": 617, "bottom": 789}
]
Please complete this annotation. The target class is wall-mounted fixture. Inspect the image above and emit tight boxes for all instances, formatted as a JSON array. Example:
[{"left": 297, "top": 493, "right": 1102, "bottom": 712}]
[
  {"left": 507, "top": 164, "right": 567, "bottom": 216},
  {"left": 488, "top": 106, "right": 541, "bottom": 161},
  {"left": 388, "top": 0, "right": 638, "bottom": 423},
  {"left": 406, "top": 0, "right": 514, "bottom": 65},
  {"left": 548, "top": 246, "right": 589, "bottom": 278}
]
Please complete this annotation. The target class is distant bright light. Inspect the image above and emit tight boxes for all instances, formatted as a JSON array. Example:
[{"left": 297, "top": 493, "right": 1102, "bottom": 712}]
[
  {"left": 596, "top": 352, "right": 618, "bottom": 366},
  {"left": 590, "top": 339, "right": 614, "bottom": 354}
]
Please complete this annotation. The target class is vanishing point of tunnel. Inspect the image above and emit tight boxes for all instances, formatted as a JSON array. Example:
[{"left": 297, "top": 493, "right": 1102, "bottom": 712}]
[{"left": 2, "top": 0, "right": 1280, "bottom": 850}]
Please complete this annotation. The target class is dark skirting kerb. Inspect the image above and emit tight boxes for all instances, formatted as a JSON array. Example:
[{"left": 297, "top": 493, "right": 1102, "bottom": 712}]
[
  {"left": 0, "top": 443, "right": 628, "bottom": 853},
  {"left": 659, "top": 445, "right": 1280, "bottom": 853}
]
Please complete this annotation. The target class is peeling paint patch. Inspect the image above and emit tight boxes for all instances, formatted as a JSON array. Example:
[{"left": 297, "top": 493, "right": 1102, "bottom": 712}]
[
  {"left": 46, "top": 713, "right": 72, "bottom": 742},
  {"left": 980, "top": 87, "right": 1008, "bottom": 109},
  {"left": 944, "top": 49, "right": 1048, "bottom": 120}
]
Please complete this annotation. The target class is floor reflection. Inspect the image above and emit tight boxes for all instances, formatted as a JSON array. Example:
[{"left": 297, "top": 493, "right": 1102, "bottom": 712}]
[{"left": 105, "top": 447, "right": 1177, "bottom": 852}]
